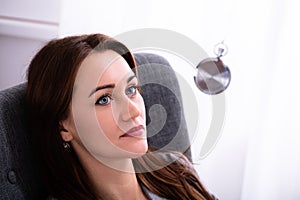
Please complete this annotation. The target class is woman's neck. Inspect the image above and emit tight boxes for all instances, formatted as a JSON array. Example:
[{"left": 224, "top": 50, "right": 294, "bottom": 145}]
[{"left": 72, "top": 142, "right": 147, "bottom": 199}]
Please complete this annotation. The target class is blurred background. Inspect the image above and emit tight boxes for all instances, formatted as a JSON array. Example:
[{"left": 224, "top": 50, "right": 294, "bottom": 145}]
[{"left": 1, "top": 0, "right": 300, "bottom": 199}]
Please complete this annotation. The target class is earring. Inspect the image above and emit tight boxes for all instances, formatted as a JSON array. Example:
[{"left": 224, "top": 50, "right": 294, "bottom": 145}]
[
  {"left": 63, "top": 142, "right": 70, "bottom": 149},
  {"left": 194, "top": 41, "right": 231, "bottom": 95}
]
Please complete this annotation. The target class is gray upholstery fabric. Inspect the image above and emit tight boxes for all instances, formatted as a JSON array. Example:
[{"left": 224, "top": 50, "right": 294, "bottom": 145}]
[
  {"left": 0, "top": 83, "right": 47, "bottom": 199},
  {"left": 0, "top": 53, "right": 191, "bottom": 199},
  {"left": 134, "top": 53, "right": 191, "bottom": 158}
]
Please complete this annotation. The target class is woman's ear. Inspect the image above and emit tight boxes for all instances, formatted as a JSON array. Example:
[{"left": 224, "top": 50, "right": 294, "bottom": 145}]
[{"left": 59, "top": 120, "right": 74, "bottom": 142}]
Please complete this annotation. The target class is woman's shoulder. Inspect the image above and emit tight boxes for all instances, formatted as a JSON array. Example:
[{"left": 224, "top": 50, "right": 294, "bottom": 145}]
[{"left": 142, "top": 185, "right": 168, "bottom": 200}]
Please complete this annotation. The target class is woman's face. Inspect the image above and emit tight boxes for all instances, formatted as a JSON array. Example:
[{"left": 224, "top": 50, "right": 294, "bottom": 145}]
[{"left": 61, "top": 50, "right": 148, "bottom": 162}]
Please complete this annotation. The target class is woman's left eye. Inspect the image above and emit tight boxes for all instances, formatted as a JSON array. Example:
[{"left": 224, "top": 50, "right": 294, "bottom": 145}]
[{"left": 125, "top": 85, "right": 138, "bottom": 97}]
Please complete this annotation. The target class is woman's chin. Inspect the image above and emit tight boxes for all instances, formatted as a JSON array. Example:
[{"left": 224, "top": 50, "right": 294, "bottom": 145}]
[
  {"left": 116, "top": 138, "right": 148, "bottom": 158},
  {"left": 123, "top": 143, "right": 148, "bottom": 158}
]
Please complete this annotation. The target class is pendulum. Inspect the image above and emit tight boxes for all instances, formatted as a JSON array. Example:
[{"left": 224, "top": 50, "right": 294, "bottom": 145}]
[{"left": 194, "top": 42, "right": 231, "bottom": 95}]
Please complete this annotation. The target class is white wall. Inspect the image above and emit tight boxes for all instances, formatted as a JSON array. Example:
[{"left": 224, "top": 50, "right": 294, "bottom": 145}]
[
  {"left": 0, "top": 36, "right": 43, "bottom": 90},
  {"left": 0, "top": 0, "right": 61, "bottom": 90}
]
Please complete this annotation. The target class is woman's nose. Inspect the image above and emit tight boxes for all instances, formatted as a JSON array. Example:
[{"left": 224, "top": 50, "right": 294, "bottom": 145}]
[{"left": 120, "top": 98, "right": 141, "bottom": 122}]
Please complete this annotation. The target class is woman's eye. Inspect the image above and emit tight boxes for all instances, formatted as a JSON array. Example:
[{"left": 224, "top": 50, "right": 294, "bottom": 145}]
[
  {"left": 125, "top": 85, "right": 138, "bottom": 97},
  {"left": 96, "top": 95, "right": 111, "bottom": 105}
]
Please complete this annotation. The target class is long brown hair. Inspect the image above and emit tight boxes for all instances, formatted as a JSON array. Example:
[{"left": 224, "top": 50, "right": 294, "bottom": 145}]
[{"left": 26, "top": 34, "right": 214, "bottom": 200}]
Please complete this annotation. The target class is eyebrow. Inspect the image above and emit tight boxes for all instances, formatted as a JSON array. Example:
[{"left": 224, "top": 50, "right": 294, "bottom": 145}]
[{"left": 88, "top": 75, "right": 136, "bottom": 97}]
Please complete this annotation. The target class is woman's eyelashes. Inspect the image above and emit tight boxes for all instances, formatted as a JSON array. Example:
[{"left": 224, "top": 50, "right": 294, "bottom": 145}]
[
  {"left": 95, "top": 85, "right": 138, "bottom": 105},
  {"left": 96, "top": 93, "right": 112, "bottom": 105},
  {"left": 125, "top": 85, "right": 138, "bottom": 97}
]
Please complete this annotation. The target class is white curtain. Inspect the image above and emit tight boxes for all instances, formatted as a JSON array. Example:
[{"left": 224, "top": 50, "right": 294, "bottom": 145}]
[
  {"left": 241, "top": 0, "right": 300, "bottom": 199},
  {"left": 59, "top": 0, "right": 300, "bottom": 199}
]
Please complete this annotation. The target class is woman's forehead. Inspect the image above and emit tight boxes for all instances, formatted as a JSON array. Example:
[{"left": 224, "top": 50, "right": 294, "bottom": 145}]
[{"left": 74, "top": 50, "right": 134, "bottom": 94}]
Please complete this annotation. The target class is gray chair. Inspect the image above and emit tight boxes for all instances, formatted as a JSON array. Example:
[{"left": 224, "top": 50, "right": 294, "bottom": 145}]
[{"left": 0, "top": 53, "right": 191, "bottom": 199}]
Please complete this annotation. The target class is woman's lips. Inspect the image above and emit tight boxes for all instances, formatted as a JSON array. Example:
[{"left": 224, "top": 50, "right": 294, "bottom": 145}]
[{"left": 120, "top": 125, "right": 145, "bottom": 138}]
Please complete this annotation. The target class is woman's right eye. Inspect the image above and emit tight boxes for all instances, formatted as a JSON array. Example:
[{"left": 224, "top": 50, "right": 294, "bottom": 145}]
[{"left": 96, "top": 95, "right": 111, "bottom": 105}]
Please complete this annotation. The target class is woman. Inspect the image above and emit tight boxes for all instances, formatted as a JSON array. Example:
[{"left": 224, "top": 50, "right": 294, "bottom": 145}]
[{"left": 26, "top": 33, "right": 216, "bottom": 200}]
